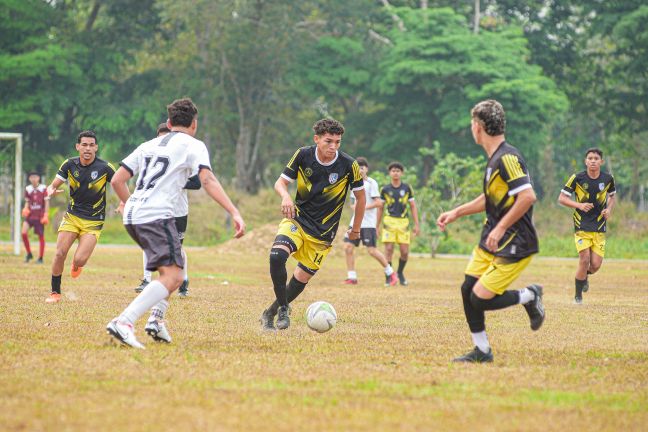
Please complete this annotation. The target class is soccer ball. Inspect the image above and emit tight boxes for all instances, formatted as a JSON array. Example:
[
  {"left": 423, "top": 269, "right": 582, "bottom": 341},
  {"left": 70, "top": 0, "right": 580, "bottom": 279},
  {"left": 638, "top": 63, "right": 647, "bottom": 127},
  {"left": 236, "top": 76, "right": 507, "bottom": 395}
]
[{"left": 306, "top": 301, "right": 337, "bottom": 333}]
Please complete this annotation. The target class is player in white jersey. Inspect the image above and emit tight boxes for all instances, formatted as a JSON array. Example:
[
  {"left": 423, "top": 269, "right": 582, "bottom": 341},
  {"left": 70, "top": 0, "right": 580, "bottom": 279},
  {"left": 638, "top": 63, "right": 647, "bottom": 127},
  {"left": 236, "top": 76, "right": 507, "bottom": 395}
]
[
  {"left": 107, "top": 98, "right": 245, "bottom": 348},
  {"left": 342, "top": 157, "right": 397, "bottom": 286},
  {"left": 134, "top": 123, "right": 200, "bottom": 297}
]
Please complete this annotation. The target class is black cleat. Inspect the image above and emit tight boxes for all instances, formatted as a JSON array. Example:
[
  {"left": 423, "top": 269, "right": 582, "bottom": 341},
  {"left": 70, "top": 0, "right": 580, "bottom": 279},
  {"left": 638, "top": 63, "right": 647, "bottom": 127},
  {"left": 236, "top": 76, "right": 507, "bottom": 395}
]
[
  {"left": 178, "top": 279, "right": 189, "bottom": 298},
  {"left": 276, "top": 305, "right": 290, "bottom": 330},
  {"left": 36, "top": 257, "right": 44, "bottom": 264},
  {"left": 574, "top": 296, "right": 583, "bottom": 305},
  {"left": 524, "top": 284, "right": 545, "bottom": 331},
  {"left": 398, "top": 273, "right": 408, "bottom": 286},
  {"left": 453, "top": 346, "right": 493, "bottom": 363},
  {"left": 260, "top": 309, "right": 276, "bottom": 331},
  {"left": 135, "top": 279, "right": 149, "bottom": 293},
  {"left": 582, "top": 278, "right": 589, "bottom": 293},
  {"left": 25, "top": 252, "right": 33, "bottom": 263}
]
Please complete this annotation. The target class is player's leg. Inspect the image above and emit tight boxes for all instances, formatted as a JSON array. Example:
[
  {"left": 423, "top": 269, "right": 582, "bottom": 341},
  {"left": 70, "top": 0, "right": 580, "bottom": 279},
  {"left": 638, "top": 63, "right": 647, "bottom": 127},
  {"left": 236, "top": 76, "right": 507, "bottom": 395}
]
[
  {"left": 21, "top": 221, "right": 32, "bottom": 262},
  {"left": 589, "top": 251, "right": 603, "bottom": 275},
  {"left": 383, "top": 241, "right": 395, "bottom": 285},
  {"left": 35, "top": 221, "right": 45, "bottom": 263},
  {"left": 575, "top": 248, "right": 590, "bottom": 303},
  {"left": 178, "top": 248, "right": 189, "bottom": 297},
  {"left": 343, "top": 237, "right": 358, "bottom": 284},
  {"left": 397, "top": 242, "right": 410, "bottom": 286},
  {"left": 135, "top": 251, "right": 151, "bottom": 293},
  {"left": 47, "top": 230, "right": 77, "bottom": 303},
  {"left": 364, "top": 227, "right": 396, "bottom": 286},
  {"left": 70, "top": 233, "right": 98, "bottom": 278}
]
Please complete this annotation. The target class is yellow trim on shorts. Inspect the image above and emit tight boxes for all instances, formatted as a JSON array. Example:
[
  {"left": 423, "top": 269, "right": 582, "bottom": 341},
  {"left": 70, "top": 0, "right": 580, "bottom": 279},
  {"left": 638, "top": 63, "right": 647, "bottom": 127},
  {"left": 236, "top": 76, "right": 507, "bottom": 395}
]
[
  {"left": 465, "top": 246, "right": 532, "bottom": 295},
  {"left": 276, "top": 218, "right": 332, "bottom": 272},
  {"left": 382, "top": 215, "right": 410, "bottom": 244},
  {"left": 574, "top": 231, "right": 606, "bottom": 257},
  {"left": 58, "top": 212, "right": 103, "bottom": 239}
]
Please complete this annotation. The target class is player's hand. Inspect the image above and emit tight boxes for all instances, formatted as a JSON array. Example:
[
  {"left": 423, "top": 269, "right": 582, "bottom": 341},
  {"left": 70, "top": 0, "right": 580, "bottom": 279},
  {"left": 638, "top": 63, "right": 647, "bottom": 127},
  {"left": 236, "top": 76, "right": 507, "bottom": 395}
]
[
  {"left": 232, "top": 214, "right": 246, "bottom": 238},
  {"left": 40, "top": 215, "right": 49, "bottom": 225},
  {"left": 579, "top": 202, "right": 594, "bottom": 212},
  {"left": 347, "top": 229, "right": 361, "bottom": 240},
  {"left": 437, "top": 210, "right": 458, "bottom": 232},
  {"left": 485, "top": 225, "right": 506, "bottom": 253},
  {"left": 601, "top": 208, "right": 611, "bottom": 220},
  {"left": 21, "top": 208, "right": 30, "bottom": 218},
  {"left": 281, "top": 196, "right": 296, "bottom": 219},
  {"left": 46, "top": 185, "right": 64, "bottom": 198},
  {"left": 413, "top": 224, "right": 420, "bottom": 236},
  {"left": 115, "top": 201, "right": 125, "bottom": 215}
]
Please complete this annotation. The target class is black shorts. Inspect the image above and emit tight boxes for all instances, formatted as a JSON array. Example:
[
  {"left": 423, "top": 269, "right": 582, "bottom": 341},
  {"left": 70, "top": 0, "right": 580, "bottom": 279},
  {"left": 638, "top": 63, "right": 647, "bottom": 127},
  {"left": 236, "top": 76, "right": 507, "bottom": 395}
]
[
  {"left": 27, "top": 219, "right": 44, "bottom": 236},
  {"left": 175, "top": 215, "right": 188, "bottom": 244},
  {"left": 125, "top": 218, "right": 184, "bottom": 271},
  {"left": 343, "top": 227, "right": 377, "bottom": 248}
]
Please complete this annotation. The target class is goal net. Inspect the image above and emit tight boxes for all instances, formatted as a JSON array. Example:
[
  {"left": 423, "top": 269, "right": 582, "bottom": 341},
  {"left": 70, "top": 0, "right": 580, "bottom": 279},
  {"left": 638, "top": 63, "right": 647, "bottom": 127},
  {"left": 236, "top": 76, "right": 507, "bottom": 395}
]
[{"left": 0, "top": 133, "right": 23, "bottom": 255}]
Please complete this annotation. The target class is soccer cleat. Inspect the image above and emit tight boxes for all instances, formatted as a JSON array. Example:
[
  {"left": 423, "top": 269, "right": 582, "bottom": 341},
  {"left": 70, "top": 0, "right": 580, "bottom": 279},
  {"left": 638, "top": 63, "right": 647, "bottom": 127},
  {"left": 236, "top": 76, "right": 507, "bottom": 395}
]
[
  {"left": 45, "top": 292, "right": 61, "bottom": 304},
  {"left": 25, "top": 252, "right": 33, "bottom": 263},
  {"left": 523, "top": 284, "right": 545, "bottom": 331},
  {"left": 106, "top": 319, "right": 145, "bottom": 349},
  {"left": 574, "top": 296, "right": 583, "bottom": 305},
  {"left": 398, "top": 273, "right": 408, "bottom": 286},
  {"left": 145, "top": 319, "right": 172, "bottom": 343},
  {"left": 260, "top": 309, "right": 276, "bottom": 331},
  {"left": 178, "top": 279, "right": 189, "bottom": 298},
  {"left": 386, "top": 272, "right": 398, "bottom": 287},
  {"left": 135, "top": 279, "right": 149, "bottom": 293},
  {"left": 343, "top": 278, "right": 358, "bottom": 285},
  {"left": 582, "top": 278, "right": 589, "bottom": 293},
  {"left": 70, "top": 263, "right": 83, "bottom": 279},
  {"left": 276, "top": 305, "right": 290, "bottom": 330},
  {"left": 36, "top": 257, "right": 44, "bottom": 264},
  {"left": 452, "top": 346, "right": 494, "bottom": 363}
]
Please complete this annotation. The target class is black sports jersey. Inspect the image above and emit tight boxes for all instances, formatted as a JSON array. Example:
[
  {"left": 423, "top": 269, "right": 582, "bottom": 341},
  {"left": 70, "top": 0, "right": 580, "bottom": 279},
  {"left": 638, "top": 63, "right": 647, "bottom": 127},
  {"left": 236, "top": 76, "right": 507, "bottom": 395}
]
[
  {"left": 380, "top": 183, "right": 415, "bottom": 218},
  {"left": 562, "top": 171, "right": 616, "bottom": 233},
  {"left": 56, "top": 157, "right": 116, "bottom": 221},
  {"left": 480, "top": 141, "right": 538, "bottom": 259},
  {"left": 282, "top": 146, "right": 364, "bottom": 242}
]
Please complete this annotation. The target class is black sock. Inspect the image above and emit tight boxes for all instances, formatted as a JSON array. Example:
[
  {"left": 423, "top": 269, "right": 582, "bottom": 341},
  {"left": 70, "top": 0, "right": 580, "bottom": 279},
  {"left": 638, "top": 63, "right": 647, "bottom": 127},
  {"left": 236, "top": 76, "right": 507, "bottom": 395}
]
[
  {"left": 397, "top": 258, "right": 407, "bottom": 275},
  {"left": 269, "top": 248, "right": 290, "bottom": 307},
  {"left": 470, "top": 290, "right": 520, "bottom": 312},
  {"left": 51, "top": 275, "right": 62, "bottom": 294},
  {"left": 461, "top": 276, "right": 485, "bottom": 333},
  {"left": 269, "top": 277, "right": 308, "bottom": 314},
  {"left": 575, "top": 278, "right": 586, "bottom": 297}
]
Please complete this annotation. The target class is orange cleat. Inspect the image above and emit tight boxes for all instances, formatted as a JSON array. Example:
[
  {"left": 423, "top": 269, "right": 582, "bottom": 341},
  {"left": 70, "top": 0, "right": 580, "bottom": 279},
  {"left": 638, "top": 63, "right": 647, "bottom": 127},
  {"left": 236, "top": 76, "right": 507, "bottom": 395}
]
[
  {"left": 386, "top": 272, "right": 398, "bottom": 287},
  {"left": 45, "top": 292, "right": 61, "bottom": 303},
  {"left": 343, "top": 278, "right": 358, "bottom": 285},
  {"left": 70, "top": 263, "right": 83, "bottom": 279}
]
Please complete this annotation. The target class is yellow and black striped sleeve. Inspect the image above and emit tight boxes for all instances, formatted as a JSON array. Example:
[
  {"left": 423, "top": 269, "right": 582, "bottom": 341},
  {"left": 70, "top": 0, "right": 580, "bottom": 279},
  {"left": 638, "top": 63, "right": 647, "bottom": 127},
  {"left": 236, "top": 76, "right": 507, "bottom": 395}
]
[
  {"left": 350, "top": 160, "right": 364, "bottom": 191},
  {"left": 56, "top": 159, "right": 71, "bottom": 181},
  {"left": 407, "top": 184, "right": 415, "bottom": 200},
  {"left": 281, "top": 148, "right": 302, "bottom": 182},
  {"left": 106, "top": 162, "right": 116, "bottom": 182},
  {"left": 498, "top": 153, "right": 532, "bottom": 196},
  {"left": 561, "top": 173, "right": 577, "bottom": 196}
]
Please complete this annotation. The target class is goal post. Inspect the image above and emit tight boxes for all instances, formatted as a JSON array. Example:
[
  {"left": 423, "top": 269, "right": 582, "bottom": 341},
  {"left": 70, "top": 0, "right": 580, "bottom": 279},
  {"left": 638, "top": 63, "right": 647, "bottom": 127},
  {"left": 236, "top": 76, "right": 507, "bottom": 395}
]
[{"left": 0, "top": 132, "right": 23, "bottom": 256}]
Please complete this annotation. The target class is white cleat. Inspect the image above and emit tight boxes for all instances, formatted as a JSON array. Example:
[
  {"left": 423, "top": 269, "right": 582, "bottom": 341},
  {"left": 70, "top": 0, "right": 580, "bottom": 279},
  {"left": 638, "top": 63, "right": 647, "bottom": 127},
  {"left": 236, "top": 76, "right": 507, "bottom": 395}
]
[
  {"left": 145, "top": 319, "right": 172, "bottom": 343},
  {"left": 106, "top": 319, "right": 145, "bottom": 349}
]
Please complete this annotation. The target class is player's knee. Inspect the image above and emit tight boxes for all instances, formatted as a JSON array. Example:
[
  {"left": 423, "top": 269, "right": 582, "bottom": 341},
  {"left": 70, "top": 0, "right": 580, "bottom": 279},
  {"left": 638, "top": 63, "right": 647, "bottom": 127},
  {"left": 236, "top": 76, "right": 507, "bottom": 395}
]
[
  {"left": 269, "top": 247, "right": 290, "bottom": 269},
  {"left": 470, "top": 291, "right": 489, "bottom": 311},
  {"left": 343, "top": 242, "right": 354, "bottom": 254},
  {"left": 461, "top": 275, "right": 478, "bottom": 301},
  {"left": 589, "top": 262, "right": 601, "bottom": 273},
  {"left": 54, "top": 248, "right": 68, "bottom": 262},
  {"left": 400, "top": 251, "right": 409, "bottom": 260}
]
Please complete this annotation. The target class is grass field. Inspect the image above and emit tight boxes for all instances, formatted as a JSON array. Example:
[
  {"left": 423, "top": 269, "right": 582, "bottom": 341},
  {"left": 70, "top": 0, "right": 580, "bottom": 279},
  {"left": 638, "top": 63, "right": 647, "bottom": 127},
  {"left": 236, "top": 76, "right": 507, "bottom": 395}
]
[{"left": 1, "top": 233, "right": 647, "bottom": 431}]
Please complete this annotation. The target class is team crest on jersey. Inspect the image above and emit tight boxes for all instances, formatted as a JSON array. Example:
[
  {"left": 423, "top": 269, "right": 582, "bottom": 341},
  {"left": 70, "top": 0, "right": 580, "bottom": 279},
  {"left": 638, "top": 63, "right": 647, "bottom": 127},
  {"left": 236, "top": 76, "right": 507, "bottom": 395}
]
[
  {"left": 399, "top": 190, "right": 405, "bottom": 197},
  {"left": 328, "top": 173, "right": 338, "bottom": 184},
  {"left": 73, "top": 170, "right": 80, "bottom": 177},
  {"left": 599, "top": 182, "right": 605, "bottom": 191},
  {"left": 290, "top": 224, "right": 298, "bottom": 233},
  {"left": 91, "top": 171, "right": 98, "bottom": 180},
  {"left": 305, "top": 168, "right": 313, "bottom": 177},
  {"left": 583, "top": 183, "right": 589, "bottom": 190}
]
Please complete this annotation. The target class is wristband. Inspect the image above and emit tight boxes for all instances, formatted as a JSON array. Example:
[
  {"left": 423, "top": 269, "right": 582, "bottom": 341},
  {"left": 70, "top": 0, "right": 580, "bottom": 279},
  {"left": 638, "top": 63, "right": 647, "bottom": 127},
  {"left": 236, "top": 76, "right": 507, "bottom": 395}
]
[{"left": 352, "top": 230, "right": 361, "bottom": 234}]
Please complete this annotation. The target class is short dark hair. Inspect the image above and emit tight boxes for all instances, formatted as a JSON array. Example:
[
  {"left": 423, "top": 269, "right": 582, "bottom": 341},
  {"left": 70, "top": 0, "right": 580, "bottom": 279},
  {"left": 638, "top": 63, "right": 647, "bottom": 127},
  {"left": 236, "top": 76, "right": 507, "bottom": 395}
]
[
  {"left": 313, "top": 118, "right": 345, "bottom": 136},
  {"left": 356, "top": 157, "right": 369, "bottom": 168},
  {"left": 585, "top": 147, "right": 603, "bottom": 158},
  {"left": 28, "top": 171, "right": 41, "bottom": 179},
  {"left": 157, "top": 122, "right": 170, "bottom": 135},
  {"left": 77, "top": 130, "right": 97, "bottom": 144},
  {"left": 471, "top": 99, "right": 506, "bottom": 136},
  {"left": 167, "top": 98, "right": 198, "bottom": 127},
  {"left": 388, "top": 161, "right": 404, "bottom": 172}
]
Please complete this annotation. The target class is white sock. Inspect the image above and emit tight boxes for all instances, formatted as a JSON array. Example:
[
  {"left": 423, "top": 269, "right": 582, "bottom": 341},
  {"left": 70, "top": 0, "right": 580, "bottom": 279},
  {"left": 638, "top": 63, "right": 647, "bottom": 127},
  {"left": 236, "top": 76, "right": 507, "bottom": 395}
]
[
  {"left": 119, "top": 281, "right": 169, "bottom": 326},
  {"left": 149, "top": 298, "right": 169, "bottom": 322},
  {"left": 518, "top": 288, "right": 535, "bottom": 304},
  {"left": 142, "top": 252, "right": 151, "bottom": 282},
  {"left": 384, "top": 265, "right": 394, "bottom": 276},
  {"left": 348, "top": 270, "right": 357, "bottom": 280},
  {"left": 181, "top": 248, "right": 188, "bottom": 281},
  {"left": 471, "top": 331, "right": 490, "bottom": 353}
]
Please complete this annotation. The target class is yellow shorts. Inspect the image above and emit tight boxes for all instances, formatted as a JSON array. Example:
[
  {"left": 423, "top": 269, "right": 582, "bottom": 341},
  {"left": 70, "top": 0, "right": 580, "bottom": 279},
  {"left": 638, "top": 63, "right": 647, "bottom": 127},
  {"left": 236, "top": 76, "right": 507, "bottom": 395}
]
[
  {"left": 382, "top": 215, "right": 410, "bottom": 244},
  {"left": 58, "top": 212, "right": 103, "bottom": 239},
  {"left": 465, "top": 246, "right": 532, "bottom": 295},
  {"left": 575, "top": 231, "right": 605, "bottom": 257},
  {"left": 275, "top": 219, "right": 332, "bottom": 273}
]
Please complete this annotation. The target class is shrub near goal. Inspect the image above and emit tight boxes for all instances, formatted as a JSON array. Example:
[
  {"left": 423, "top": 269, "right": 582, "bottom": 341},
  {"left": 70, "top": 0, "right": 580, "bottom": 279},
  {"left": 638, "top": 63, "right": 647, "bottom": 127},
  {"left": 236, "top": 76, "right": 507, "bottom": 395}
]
[{"left": 306, "top": 301, "right": 337, "bottom": 333}]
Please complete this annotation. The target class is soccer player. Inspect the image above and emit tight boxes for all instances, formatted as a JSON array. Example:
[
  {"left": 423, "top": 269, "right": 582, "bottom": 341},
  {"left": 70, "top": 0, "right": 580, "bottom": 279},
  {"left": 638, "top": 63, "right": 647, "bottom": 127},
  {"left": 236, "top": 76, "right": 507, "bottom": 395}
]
[
  {"left": 22, "top": 172, "right": 49, "bottom": 264},
  {"left": 558, "top": 148, "right": 616, "bottom": 304},
  {"left": 342, "top": 157, "right": 397, "bottom": 286},
  {"left": 260, "top": 118, "right": 365, "bottom": 331},
  {"left": 437, "top": 99, "right": 545, "bottom": 363},
  {"left": 376, "top": 162, "right": 420, "bottom": 286},
  {"left": 45, "top": 131, "right": 116, "bottom": 304},
  {"left": 134, "top": 122, "right": 201, "bottom": 298},
  {"left": 107, "top": 98, "right": 245, "bottom": 348}
]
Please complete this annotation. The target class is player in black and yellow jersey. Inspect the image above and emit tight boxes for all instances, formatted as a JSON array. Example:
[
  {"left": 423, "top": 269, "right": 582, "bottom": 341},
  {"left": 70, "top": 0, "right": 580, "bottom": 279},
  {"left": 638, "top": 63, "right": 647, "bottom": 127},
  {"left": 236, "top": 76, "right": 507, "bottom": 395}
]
[
  {"left": 437, "top": 100, "right": 545, "bottom": 363},
  {"left": 377, "top": 162, "right": 420, "bottom": 286},
  {"left": 260, "top": 118, "right": 365, "bottom": 331},
  {"left": 558, "top": 148, "right": 616, "bottom": 304},
  {"left": 44, "top": 130, "right": 117, "bottom": 303}
]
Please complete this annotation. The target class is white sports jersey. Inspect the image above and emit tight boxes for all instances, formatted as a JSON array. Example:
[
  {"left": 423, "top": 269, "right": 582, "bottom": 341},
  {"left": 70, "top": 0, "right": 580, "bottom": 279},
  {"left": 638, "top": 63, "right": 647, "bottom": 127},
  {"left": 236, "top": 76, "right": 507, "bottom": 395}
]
[
  {"left": 175, "top": 190, "right": 189, "bottom": 218},
  {"left": 349, "top": 176, "right": 380, "bottom": 229},
  {"left": 121, "top": 131, "right": 211, "bottom": 225}
]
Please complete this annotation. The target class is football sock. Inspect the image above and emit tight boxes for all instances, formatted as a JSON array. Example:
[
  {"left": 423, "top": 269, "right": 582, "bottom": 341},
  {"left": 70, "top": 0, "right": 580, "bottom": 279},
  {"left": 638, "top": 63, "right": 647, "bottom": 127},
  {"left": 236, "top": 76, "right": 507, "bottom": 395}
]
[
  {"left": 51, "top": 274, "right": 62, "bottom": 294},
  {"left": 471, "top": 331, "right": 490, "bottom": 353},
  {"left": 384, "top": 264, "right": 394, "bottom": 276},
  {"left": 397, "top": 258, "right": 407, "bottom": 275},
  {"left": 150, "top": 298, "right": 169, "bottom": 321},
  {"left": 461, "top": 276, "right": 485, "bottom": 333},
  {"left": 470, "top": 290, "right": 520, "bottom": 311},
  {"left": 22, "top": 233, "right": 31, "bottom": 254},
  {"left": 269, "top": 277, "right": 307, "bottom": 314},
  {"left": 347, "top": 270, "right": 357, "bottom": 280},
  {"left": 575, "top": 278, "right": 586, "bottom": 298},
  {"left": 119, "top": 280, "right": 169, "bottom": 326},
  {"left": 181, "top": 248, "right": 188, "bottom": 281},
  {"left": 269, "top": 248, "right": 290, "bottom": 307},
  {"left": 38, "top": 235, "right": 45, "bottom": 259},
  {"left": 518, "top": 287, "right": 535, "bottom": 304}
]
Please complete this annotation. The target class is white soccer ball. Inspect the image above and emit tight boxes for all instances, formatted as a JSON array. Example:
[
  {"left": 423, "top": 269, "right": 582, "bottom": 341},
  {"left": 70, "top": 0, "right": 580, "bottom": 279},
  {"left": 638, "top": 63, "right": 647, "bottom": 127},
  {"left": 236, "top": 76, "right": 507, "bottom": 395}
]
[{"left": 306, "top": 301, "right": 337, "bottom": 333}]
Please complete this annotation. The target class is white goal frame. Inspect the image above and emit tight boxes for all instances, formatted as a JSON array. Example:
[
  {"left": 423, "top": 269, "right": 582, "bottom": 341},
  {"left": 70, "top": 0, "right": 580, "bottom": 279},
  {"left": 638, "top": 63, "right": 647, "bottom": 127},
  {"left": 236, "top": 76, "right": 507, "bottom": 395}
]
[{"left": 0, "top": 133, "right": 23, "bottom": 255}]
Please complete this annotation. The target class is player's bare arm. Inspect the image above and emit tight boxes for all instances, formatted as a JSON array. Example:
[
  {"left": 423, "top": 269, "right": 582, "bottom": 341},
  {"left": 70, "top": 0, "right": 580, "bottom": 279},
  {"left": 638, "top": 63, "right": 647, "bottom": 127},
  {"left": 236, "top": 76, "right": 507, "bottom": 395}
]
[
  {"left": 410, "top": 199, "right": 420, "bottom": 236},
  {"left": 365, "top": 197, "right": 382, "bottom": 210},
  {"left": 437, "top": 193, "right": 486, "bottom": 231},
  {"left": 110, "top": 166, "right": 133, "bottom": 203},
  {"left": 557, "top": 192, "right": 593, "bottom": 212},
  {"left": 46, "top": 177, "right": 65, "bottom": 198},
  {"left": 348, "top": 189, "right": 366, "bottom": 241},
  {"left": 274, "top": 176, "right": 295, "bottom": 219},
  {"left": 485, "top": 188, "right": 536, "bottom": 253},
  {"left": 376, "top": 200, "right": 384, "bottom": 235},
  {"left": 601, "top": 193, "right": 616, "bottom": 220},
  {"left": 200, "top": 168, "right": 245, "bottom": 238}
]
